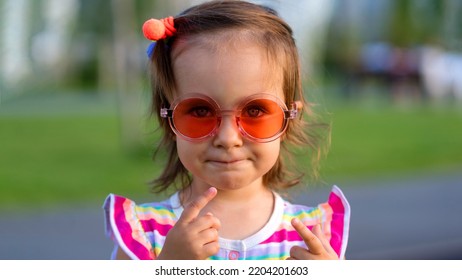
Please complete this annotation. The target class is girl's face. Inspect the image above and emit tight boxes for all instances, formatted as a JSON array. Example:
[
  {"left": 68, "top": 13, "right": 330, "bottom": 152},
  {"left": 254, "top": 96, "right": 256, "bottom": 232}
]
[{"left": 171, "top": 40, "right": 284, "bottom": 192}]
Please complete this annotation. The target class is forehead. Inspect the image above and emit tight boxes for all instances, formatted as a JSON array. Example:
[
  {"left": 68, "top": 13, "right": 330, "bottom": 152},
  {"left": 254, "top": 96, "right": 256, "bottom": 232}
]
[{"left": 171, "top": 32, "right": 285, "bottom": 103}]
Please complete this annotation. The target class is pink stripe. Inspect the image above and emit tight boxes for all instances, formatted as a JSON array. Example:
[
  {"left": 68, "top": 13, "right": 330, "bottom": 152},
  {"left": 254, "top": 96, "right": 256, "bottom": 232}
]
[
  {"left": 261, "top": 228, "right": 313, "bottom": 244},
  {"left": 328, "top": 192, "right": 345, "bottom": 257},
  {"left": 113, "top": 196, "right": 154, "bottom": 260},
  {"left": 140, "top": 219, "right": 173, "bottom": 236}
]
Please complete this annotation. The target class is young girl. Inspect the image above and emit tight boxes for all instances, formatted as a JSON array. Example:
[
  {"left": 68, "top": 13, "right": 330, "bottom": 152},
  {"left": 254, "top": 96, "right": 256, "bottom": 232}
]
[{"left": 104, "top": 0, "right": 350, "bottom": 260}]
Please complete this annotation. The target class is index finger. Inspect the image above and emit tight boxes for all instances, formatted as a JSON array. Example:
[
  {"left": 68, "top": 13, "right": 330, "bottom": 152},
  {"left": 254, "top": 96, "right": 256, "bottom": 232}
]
[
  {"left": 291, "top": 218, "right": 324, "bottom": 255},
  {"left": 180, "top": 187, "right": 217, "bottom": 223}
]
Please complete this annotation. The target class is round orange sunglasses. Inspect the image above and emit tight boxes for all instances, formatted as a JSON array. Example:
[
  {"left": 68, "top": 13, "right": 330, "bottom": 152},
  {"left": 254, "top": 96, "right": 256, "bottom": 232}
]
[{"left": 160, "top": 93, "right": 301, "bottom": 143}]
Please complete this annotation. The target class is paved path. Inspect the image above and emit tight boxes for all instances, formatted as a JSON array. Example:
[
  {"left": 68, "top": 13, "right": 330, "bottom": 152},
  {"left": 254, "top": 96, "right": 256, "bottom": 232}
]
[{"left": 1, "top": 170, "right": 461, "bottom": 260}]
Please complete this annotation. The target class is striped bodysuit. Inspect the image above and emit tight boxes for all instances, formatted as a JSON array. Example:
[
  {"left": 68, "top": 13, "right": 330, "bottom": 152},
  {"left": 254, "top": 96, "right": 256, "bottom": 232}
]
[{"left": 103, "top": 185, "right": 350, "bottom": 260}]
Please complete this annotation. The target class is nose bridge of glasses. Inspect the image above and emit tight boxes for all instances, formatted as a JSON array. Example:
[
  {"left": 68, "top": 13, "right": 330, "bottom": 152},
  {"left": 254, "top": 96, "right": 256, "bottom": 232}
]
[
  {"left": 213, "top": 109, "right": 243, "bottom": 141},
  {"left": 217, "top": 110, "right": 241, "bottom": 130},
  {"left": 218, "top": 109, "right": 240, "bottom": 117}
]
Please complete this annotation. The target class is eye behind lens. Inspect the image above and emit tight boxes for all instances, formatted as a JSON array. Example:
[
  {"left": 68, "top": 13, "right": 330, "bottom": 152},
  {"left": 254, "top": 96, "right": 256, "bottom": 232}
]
[{"left": 171, "top": 97, "right": 219, "bottom": 139}]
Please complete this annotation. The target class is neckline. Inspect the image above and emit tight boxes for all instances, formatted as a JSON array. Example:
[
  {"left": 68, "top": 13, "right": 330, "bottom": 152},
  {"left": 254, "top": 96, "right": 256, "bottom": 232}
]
[{"left": 170, "top": 191, "right": 285, "bottom": 250}]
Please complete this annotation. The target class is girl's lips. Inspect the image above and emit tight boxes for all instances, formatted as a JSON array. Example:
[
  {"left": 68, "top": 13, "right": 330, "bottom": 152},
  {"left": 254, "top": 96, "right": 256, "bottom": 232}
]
[
  {"left": 215, "top": 158, "right": 243, "bottom": 163},
  {"left": 209, "top": 159, "right": 244, "bottom": 164},
  {"left": 207, "top": 158, "right": 248, "bottom": 166}
]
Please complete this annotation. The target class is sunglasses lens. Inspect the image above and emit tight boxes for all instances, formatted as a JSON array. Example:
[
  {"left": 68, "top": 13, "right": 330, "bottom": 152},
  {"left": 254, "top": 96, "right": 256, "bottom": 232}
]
[
  {"left": 239, "top": 99, "right": 284, "bottom": 139},
  {"left": 172, "top": 98, "right": 218, "bottom": 139}
]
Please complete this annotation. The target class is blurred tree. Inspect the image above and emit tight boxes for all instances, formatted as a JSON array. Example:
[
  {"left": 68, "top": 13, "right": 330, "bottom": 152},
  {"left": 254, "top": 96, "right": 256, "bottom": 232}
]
[
  {"left": 72, "top": 0, "right": 114, "bottom": 90},
  {"left": 388, "top": 0, "right": 444, "bottom": 47},
  {"left": 388, "top": 0, "right": 413, "bottom": 47},
  {"left": 409, "top": 0, "right": 444, "bottom": 45},
  {"left": 320, "top": 0, "right": 457, "bottom": 91},
  {"left": 66, "top": 0, "right": 191, "bottom": 150},
  {"left": 111, "top": 0, "right": 145, "bottom": 151},
  {"left": 71, "top": 0, "right": 178, "bottom": 92},
  {"left": 0, "top": 0, "right": 32, "bottom": 96},
  {"left": 442, "top": 0, "right": 462, "bottom": 51}
]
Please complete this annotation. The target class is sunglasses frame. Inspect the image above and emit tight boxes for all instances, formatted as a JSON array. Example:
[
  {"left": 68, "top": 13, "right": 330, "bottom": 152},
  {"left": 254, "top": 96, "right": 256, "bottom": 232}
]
[{"left": 160, "top": 93, "right": 300, "bottom": 143}]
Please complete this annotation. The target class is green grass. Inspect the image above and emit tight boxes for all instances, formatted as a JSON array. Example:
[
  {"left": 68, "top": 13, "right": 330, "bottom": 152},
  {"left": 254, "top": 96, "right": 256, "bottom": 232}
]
[
  {"left": 0, "top": 114, "right": 160, "bottom": 209},
  {"left": 321, "top": 103, "right": 462, "bottom": 181},
  {"left": 1, "top": 93, "right": 461, "bottom": 210},
  {"left": 0, "top": 93, "right": 161, "bottom": 210}
]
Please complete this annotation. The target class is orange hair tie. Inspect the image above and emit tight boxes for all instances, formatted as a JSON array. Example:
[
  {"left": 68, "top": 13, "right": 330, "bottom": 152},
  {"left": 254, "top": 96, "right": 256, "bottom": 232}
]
[{"left": 142, "top": 16, "right": 176, "bottom": 41}]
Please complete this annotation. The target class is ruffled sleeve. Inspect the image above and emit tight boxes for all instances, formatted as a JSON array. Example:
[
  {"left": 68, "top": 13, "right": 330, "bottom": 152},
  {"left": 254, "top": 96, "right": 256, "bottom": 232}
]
[
  {"left": 317, "top": 185, "right": 351, "bottom": 259},
  {"left": 103, "top": 194, "right": 155, "bottom": 260}
]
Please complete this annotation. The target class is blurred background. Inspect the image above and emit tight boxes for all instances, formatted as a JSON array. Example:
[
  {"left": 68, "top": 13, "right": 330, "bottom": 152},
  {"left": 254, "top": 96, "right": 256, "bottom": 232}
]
[{"left": 0, "top": 0, "right": 461, "bottom": 259}]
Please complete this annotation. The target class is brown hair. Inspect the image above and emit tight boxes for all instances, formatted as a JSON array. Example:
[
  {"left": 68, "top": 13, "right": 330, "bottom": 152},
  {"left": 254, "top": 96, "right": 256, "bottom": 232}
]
[{"left": 149, "top": 0, "right": 328, "bottom": 194}]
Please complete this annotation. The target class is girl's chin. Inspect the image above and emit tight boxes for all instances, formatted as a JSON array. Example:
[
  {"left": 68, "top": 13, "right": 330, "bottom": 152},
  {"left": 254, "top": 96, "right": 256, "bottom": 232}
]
[
  {"left": 203, "top": 176, "right": 260, "bottom": 192},
  {"left": 191, "top": 170, "right": 264, "bottom": 191}
]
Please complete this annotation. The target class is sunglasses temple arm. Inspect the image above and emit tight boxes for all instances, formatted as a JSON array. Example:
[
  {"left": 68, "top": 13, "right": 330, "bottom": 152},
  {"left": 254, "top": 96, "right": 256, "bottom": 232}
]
[
  {"left": 286, "top": 101, "right": 303, "bottom": 119},
  {"left": 160, "top": 108, "right": 173, "bottom": 118}
]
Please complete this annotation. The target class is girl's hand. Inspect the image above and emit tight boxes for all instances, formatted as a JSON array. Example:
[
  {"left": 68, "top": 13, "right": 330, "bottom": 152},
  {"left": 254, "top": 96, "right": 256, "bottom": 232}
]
[
  {"left": 287, "top": 218, "right": 338, "bottom": 260},
  {"left": 157, "top": 187, "right": 221, "bottom": 260}
]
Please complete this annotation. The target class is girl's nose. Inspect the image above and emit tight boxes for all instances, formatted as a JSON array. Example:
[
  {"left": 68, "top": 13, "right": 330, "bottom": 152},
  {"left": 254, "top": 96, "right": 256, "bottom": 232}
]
[{"left": 212, "top": 115, "right": 243, "bottom": 149}]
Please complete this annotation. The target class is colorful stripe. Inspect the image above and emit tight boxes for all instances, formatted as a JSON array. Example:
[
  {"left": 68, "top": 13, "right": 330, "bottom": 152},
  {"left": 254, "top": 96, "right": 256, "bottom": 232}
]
[
  {"left": 261, "top": 228, "right": 304, "bottom": 244},
  {"left": 105, "top": 195, "right": 156, "bottom": 259},
  {"left": 332, "top": 185, "right": 350, "bottom": 258}
]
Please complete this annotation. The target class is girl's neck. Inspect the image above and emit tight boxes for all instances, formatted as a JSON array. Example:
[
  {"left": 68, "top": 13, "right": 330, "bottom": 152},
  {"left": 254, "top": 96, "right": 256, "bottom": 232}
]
[
  {"left": 180, "top": 178, "right": 270, "bottom": 206},
  {"left": 179, "top": 179, "right": 275, "bottom": 240}
]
